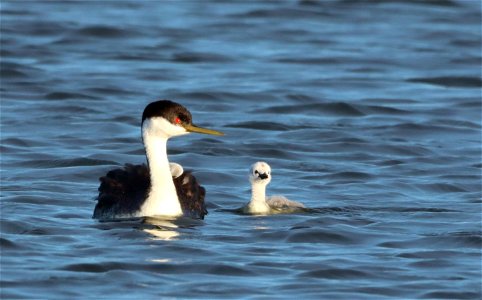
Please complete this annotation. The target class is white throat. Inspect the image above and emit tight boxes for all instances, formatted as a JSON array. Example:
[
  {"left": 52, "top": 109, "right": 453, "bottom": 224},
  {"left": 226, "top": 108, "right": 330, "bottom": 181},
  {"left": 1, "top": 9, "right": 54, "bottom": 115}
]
[
  {"left": 139, "top": 119, "right": 183, "bottom": 217},
  {"left": 245, "top": 182, "right": 270, "bottom": 214}
]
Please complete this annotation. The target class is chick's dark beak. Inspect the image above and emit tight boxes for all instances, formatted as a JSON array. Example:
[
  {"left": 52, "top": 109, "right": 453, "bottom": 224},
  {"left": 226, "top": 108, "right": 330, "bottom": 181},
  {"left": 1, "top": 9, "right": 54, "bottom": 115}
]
[{"left": 258, "top": 172, "right": 269, "bottom": 179}]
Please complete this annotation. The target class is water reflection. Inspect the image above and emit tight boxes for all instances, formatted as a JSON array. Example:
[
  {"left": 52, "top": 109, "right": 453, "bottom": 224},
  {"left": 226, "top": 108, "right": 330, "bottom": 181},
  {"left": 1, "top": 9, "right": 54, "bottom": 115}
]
[
  {"left": 143, "top": 217, "right": 181, "bottom": 241},
  {"left": 142, "top": 216, "right": 203, "bottom": 240}
]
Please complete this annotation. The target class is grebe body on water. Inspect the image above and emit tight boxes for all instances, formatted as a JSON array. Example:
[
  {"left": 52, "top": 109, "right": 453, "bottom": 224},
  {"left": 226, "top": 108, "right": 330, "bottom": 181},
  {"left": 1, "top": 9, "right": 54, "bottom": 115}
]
[{"left": 93, "top": 100, "right": 223, "bottom": 220}]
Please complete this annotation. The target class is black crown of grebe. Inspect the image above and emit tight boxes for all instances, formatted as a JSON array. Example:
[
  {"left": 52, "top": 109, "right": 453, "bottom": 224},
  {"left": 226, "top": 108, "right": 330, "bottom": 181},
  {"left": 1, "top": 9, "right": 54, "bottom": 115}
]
[
  {"left": 93, "top": 100, "right": 223, "bottom": 220},
  {"left": 241, "top": 161, "right": 305, "bottom": 215}
]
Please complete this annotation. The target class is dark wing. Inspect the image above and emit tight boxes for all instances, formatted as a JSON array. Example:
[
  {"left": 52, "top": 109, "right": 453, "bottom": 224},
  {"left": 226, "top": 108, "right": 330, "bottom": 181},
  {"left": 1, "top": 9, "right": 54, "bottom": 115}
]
[
  {"left": 93, "top": 164, "right": 151, "bottom": 219},
  {"left": 173, "top": 171, "right": 207, "bottom": 220}
]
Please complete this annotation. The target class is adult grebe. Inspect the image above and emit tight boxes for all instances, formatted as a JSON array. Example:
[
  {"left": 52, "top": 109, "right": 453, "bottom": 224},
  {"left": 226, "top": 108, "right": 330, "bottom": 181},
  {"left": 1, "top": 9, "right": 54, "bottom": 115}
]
[
  {"left": 241, "top": 161, "right": 305, "bottom": 215},
  {"left": 93, "top": 100, "right": 223, "bottom": 220}
]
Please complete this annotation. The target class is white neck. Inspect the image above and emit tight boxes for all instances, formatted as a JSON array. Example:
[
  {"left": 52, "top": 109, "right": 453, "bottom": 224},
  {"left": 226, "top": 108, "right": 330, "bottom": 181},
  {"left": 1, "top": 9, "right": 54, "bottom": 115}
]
[
  {"left": 245, "top": 182, "right": 270, "bottom": 214},
  {"left": 139, "top": 120, "right": 182, "bottom": 217},
  {"left": 251, "top": 183, "right": 266, "bottom": 203}
]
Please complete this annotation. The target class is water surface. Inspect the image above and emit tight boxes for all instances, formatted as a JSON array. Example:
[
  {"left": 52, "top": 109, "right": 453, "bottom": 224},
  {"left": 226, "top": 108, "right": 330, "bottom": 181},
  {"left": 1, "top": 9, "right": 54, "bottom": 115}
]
[{"left": 1, "top": 1, "right": 481, "bottom": 299}]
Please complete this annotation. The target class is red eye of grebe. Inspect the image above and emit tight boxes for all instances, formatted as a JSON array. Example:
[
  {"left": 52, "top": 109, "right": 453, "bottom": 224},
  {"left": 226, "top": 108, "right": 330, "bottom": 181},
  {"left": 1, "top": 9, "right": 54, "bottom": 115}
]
[{"left": 175, "top": 117, "right": 181, "bottom": 124}]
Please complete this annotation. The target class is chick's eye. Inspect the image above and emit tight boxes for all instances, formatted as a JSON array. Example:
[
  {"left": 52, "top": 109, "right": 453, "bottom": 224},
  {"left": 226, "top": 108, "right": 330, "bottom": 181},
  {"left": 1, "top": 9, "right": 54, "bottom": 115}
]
[{"left": 254, "top": 170, "right": 259, "bottom": 175}]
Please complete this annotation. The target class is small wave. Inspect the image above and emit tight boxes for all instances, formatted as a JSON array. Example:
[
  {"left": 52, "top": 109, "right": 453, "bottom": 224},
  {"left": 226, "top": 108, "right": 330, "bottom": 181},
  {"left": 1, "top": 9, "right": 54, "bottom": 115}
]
[
  {"left": 83, "top": 86, "right": 142, "bottom": 97},
  {"left": 298, "top": 268, "right": 370, "bottom": 279},
  {"left": 0, "top": 68, "right": 27, "bottom": 79},
  {"left": 244, "top": 147, "right": 296, "bottom": 160},
  {"left": 291, "top": 215, "right": 375, "bottom": 228},
  {"left": 16, "top": 20, "right": 68, "bottom": 36},
  {"left": 336, "top": 0, "right": 459, "bottom": 7},
  {"left": 167, "top": 91, "right": 239, "bottom": 101},
  {"left": 323, "top": 171, "right": 373, "bottom": 180},
  {"left": 378, "top": 231, "right": 481, "bottom": 249},
  {"left": 361, "top": 98, "right": 419, "bottom": 105},
  {"left": 0, "top": 8, "right": 37, "bottom": 16},
  {"left": 450, "top": 39, "right": 481, "bottom": 48},
  {"left": 378, "top": 159, "right": 405, "bottom": 166},
  {"left": 171, "top": 52, "right": 235, "bottom": 63},
  {"left": 432, "top": 118, "right": 481, "bottom": 129},
  {"left": 407, "top": 76, "right": 482, "bottom": 88},
  {"left": 44, "top": 92, "right": 98, "bottom": 100},
  {"left": 0, "top": 62, "right": 43, "bottom": 79},
  {"left": 54, "top": 213, "right": 85, "bottom": 219},
  {"left": 111, "top": 115, "right": 138, "bottom": 125},
  {"left": 457, "top": 100, "right": 481, "bottom": 109},
  {"left": 451, "top": 56, "right": 482, "bottom": 65},
  {"left": 110, "top": 53, "right": 166, "bottom": 62},
  {"left": 0, "top": 220, "right": 31, "bottom": 235},
  {"left": 0, "top": 238, "right": 20, "bottom": 250},
  {"left": 0, "top": 49, "right": 13, "bottom": 57},
  {"left": 61, "top": 262, "right": 119, "bottom": 273},
  {"left": 408, "top": 259, "right": 455, "bottom": 269},
  {"left": 75, "top": 25, "right": 136, "bottom": 38},
  {"left": 21, "top": 228, "right": 50, "bottom": 236},
  {"left": 18, "top": 158, "right": 117, "bottom": 168},
  {"left": 1, "top": 137, "right": 34, "bottom": 148},
  {"left": 287, "top": 228, "right": 357, "bottom": 244},
  {"left": 194, "top": 171, "right": 239, "bottom": 185},
  {"left": 274, "top": 57, "right": 342, "bottom": 65},
  {"left": 397, "top": 250, "right": 461, "bottom": 259},
  {"left": 60, "top": 261, "right": 255, "bottom": 276},
  {"left": 233, "top": 7, "right": 332, "bottom": 19},
  {"left": 416, "top": 183, "right": 468, "bottom": 193},
  {"left": 396, "top": 207, "right": 460, "bottom": 213},
  {"left": 226, "top": 121, "right": 313, "bottom": 131},
  {"left": 443, "top": 231, "right": 482, "bottom": 247},
  {"left": 254, "top": 102, "right": 365, "bottom": 116},
  {"left": 364, "top": 105, "right": 409, "bottom": 115},
  {"left": 420, "top": 291, "right": 481, "bottom": 299},
  {"left": 207, "top": 265, "right": 256, "bottom": 276},
  {"left": 285, "top": 93, "right": 318, "bottom": 103},
  {"left": 381, "top": 122, "right": 472, "bottom": 138}
]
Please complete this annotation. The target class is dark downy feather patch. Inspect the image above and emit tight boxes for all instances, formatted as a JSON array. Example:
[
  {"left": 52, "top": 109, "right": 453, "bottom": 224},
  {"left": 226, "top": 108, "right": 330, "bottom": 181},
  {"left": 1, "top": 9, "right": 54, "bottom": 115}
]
[
  {"left": 174, "top": 171, "right": 207, "bottom": 219},
  {"left": 93, "top": 164, "right": 207, "bottom": 220}
]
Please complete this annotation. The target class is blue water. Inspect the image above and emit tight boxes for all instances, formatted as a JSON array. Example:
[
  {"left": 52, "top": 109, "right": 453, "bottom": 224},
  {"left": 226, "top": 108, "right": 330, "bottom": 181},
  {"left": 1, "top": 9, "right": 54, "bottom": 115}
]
[{"left": 1, "top": 1, "right": 481, "bottom": 299}]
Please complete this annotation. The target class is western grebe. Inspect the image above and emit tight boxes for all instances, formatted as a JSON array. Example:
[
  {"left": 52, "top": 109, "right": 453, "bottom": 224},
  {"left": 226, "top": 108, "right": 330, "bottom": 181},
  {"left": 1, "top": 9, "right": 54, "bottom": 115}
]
[
  {"left": 241, "top": 161, "right": 305, "bottom": 215},
  {"left": 93, "top": 100, "right": 223, "bottom": 220}
]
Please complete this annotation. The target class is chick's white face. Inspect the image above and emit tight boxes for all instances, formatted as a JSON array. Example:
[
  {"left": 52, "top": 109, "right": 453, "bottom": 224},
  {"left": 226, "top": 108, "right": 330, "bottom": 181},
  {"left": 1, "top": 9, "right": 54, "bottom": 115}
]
[{"left": 250, "top": 161, "right": 272, "bottom": 185}]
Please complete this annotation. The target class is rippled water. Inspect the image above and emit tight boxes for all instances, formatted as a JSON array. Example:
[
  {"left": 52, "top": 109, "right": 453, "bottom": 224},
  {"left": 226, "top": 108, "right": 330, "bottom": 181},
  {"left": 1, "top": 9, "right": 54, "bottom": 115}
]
[{"left": 1, "top": 1, "right": 481, "bottom": 299}]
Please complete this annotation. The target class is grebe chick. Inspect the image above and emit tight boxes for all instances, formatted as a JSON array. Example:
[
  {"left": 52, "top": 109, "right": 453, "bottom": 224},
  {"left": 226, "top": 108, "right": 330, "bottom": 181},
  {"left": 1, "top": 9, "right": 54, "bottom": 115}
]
[
  {"left": 241, "top": 161, "right": 305, "bottom": 215},
  {"left": 93, "top": 100, "right": 223, "bottom": 220}
]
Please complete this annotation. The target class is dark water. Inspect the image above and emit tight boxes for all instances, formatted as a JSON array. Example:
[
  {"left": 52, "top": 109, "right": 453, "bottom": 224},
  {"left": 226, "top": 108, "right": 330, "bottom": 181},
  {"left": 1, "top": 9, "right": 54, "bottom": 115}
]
[{"left": 1, "top": 0, "right": 481, "bottom": 299}]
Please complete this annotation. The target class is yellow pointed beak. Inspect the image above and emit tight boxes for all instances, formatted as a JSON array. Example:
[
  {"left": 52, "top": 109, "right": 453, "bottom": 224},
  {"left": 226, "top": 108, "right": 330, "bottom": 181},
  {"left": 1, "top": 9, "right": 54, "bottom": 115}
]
[{"left": 183, "top": 123, "right": 224, "bottom": 136}]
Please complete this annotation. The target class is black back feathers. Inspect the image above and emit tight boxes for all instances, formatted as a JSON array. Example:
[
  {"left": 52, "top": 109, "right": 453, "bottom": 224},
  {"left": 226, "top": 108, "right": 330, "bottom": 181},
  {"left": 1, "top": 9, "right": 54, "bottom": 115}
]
[{"left": 94, "top": 164, "right": 207, "bottom": 220}]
